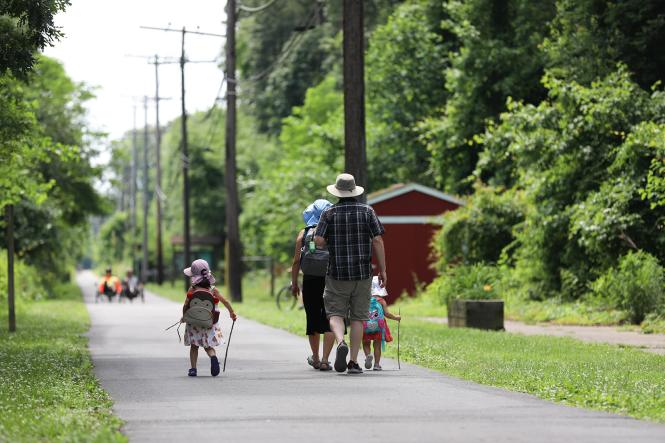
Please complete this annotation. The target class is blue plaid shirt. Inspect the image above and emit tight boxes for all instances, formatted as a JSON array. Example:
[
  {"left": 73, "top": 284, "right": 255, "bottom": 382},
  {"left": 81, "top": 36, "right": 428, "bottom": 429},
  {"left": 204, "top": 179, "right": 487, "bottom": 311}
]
[{"left": 315, "top": 199, "right": 385, "bottom": 281}]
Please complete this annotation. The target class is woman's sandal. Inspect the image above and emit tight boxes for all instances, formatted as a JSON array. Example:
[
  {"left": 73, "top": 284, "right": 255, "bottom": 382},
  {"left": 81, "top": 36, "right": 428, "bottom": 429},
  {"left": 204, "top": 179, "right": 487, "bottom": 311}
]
[
  {"left": 307, "top": 355, "right": 321, "bottom": 370},
  {"left": 319, "top": 361, "right": 332, "bottom": 371}
]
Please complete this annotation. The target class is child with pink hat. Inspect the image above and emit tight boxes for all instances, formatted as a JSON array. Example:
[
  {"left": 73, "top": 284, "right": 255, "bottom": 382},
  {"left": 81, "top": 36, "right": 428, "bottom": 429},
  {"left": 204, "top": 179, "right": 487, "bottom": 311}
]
[{"left": 181, "top": 259, "right": 236, "bottom": 377}]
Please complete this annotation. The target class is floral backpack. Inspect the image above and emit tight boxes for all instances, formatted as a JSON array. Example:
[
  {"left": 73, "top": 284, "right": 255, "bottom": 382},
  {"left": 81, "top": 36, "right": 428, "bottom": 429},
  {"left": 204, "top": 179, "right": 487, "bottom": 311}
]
[{"left": 364, "top": 296, "right": 387, "bottom": 349}]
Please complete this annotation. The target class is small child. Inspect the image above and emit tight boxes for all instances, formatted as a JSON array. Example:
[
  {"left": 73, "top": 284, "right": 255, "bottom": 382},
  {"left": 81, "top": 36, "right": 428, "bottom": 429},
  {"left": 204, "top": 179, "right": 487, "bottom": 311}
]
[
  {"left": 181, "top": 259, "right": 236, "bottom": 377},
  {"left": 362, "top": 276, "right": 400, "bottom": 371}
]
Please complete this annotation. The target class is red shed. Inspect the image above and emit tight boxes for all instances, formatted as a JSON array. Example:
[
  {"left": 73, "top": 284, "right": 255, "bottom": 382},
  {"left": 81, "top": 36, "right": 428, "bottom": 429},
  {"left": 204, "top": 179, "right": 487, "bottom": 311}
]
[{"left": 368, "top": 183, "right": 463, "bottom": 304}]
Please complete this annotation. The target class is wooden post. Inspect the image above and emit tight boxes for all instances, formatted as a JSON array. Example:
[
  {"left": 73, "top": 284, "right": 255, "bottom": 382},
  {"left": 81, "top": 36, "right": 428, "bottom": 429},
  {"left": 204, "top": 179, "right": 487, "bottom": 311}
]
[
  {"left": 343, "top": 0, "right": 367, "bottom": 202},
  {"left": 181, "top": 27, "right": 192, "bottom": 291},
  {"left": 142, "top": 96, "right": 150, "bottom": 284},
  {"left": 225, "top": 0, "right": 243, "bottom": 301},
  {"left": 154, "top": 55, "right": 165, "bottom": 284},
  {"left": 6, "top": 205, "right": 16, "bottom": 332}
]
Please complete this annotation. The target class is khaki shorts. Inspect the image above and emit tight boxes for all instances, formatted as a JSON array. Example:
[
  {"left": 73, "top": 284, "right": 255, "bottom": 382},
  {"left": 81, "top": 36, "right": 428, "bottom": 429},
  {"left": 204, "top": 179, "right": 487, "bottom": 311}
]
[{"left": 323, "top": 276, "right": 372, "bottom": 321}]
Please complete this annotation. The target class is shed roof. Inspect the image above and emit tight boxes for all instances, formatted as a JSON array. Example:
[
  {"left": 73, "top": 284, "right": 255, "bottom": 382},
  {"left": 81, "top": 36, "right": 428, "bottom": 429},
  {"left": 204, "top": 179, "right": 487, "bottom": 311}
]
[{"left": 368, "top": 183, "right": 464, "bottom": 206}]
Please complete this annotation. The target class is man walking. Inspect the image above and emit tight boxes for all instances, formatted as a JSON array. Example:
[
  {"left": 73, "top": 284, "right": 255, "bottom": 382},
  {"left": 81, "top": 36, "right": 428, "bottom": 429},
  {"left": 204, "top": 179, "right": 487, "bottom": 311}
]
[{"left": 315, "top": 173, "right": 387, "bottom": 374}]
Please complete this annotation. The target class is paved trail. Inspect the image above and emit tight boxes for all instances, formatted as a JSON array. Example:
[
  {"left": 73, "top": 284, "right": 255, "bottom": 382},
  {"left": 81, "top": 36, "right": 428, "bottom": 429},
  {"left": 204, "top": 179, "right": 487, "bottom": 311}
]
[{"left": 78, "top": 271, "right": 665, "bottom": 443}]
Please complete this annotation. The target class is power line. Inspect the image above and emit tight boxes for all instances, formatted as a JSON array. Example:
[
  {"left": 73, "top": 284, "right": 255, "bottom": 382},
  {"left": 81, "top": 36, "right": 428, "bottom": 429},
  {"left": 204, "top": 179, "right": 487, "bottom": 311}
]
[
  {"left": 140, "top": 25, "right": 224, "bottom": 288},
  {"left": 238, "top": 0, "right": 279, "bottom": 13},
  {"left": 240, "top": 2, "right": 321, "bottom": 84}
]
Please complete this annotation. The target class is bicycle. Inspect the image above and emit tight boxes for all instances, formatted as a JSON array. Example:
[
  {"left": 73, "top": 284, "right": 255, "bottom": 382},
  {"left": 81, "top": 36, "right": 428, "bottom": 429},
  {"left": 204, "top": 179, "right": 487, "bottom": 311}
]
[{"left": 275, "top": 283, "right": 298, "bottom": 311}]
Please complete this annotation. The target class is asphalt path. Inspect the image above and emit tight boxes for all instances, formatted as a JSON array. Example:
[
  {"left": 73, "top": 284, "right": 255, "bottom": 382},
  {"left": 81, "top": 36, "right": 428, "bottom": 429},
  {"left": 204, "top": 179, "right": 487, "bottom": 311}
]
[{"left": 78, "top": 271, "right": 665, "bottom": 443}]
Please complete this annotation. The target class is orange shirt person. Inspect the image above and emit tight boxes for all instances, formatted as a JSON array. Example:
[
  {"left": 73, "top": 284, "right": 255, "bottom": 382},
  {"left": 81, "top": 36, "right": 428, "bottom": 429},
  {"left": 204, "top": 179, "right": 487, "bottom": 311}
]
[{"left": 99, "top": 268, "right": 122, "bottom": 296}]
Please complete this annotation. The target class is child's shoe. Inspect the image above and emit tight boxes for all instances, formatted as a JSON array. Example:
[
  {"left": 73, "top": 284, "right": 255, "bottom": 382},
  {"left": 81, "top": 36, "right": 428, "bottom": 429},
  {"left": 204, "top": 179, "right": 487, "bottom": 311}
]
[
  {"left": 373, "top": 364, "right": 382, "bottom": 371},
  {"left": 210, "top": 356, "right": 220, "bottom": 376},
  {"left": 188, "top": 368, "right": 197, "bottom": 377},
  {"left": 364, "top": 355, "right": 373, "bottom": 369}
]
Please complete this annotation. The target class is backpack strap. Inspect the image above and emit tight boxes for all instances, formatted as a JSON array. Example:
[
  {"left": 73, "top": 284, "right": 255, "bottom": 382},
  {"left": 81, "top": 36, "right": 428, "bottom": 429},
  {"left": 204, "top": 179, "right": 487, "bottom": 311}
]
[{"left": 301, "top": 225, "right": 316, "bottom": 252}]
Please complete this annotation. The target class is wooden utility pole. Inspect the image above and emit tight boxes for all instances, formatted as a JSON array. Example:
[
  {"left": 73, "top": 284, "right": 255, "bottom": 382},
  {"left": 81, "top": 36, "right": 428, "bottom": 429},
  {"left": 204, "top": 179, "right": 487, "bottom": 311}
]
[
  {"left": 180, "top": 27, "right": 192, "bottom": 289},
  {"left": 225, "top": 0, "right": 242, "bottom": 302},
  {"left": 142, "top": 96, "right": 150, "bottom": 284},
  {"left": 153, "top": 55, "right": 165, "bottom": 284},
  {"left": 6, "top": 205, "right": 16, "bottom": 332},
  {"left": 130, "top": 106, "right": 138, "bottom": 273},
  {"left": 139, "top": 25, "right": 224, "bottom": 289},
  {"left": 343, "top": 0, "right": 367, "bottom": 202}
]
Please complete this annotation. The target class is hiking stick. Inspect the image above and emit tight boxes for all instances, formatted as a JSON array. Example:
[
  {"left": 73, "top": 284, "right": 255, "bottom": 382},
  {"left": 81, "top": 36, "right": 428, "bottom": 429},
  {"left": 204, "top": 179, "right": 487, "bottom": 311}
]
[
  {"left": 165, "top": 320, "right": 183, "bottom": 342},
  {"left": 165, "top": 320, "right": 181, "bottom": 331},
  {"left": 223, "top": 319, "right": 236, "bottom": 372},
  {"left": 397, "top": 308, "right": 401, "bottom": 370}
]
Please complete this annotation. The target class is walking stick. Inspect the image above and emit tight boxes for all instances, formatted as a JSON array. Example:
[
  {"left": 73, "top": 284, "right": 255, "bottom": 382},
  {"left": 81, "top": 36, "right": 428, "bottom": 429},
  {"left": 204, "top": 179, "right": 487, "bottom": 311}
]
[
  {"left": 397, "top": 308, "right": 401, "bottom": 370},
  {"left": 223, "top": 319, "right": 236, "bottom": 372}
]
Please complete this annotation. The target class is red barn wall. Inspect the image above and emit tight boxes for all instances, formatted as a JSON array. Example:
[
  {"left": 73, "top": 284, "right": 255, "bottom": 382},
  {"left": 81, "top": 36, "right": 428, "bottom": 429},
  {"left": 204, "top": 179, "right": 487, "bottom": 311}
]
[{"left": 373, "top": 223, "right": 441, "bottom": 304}]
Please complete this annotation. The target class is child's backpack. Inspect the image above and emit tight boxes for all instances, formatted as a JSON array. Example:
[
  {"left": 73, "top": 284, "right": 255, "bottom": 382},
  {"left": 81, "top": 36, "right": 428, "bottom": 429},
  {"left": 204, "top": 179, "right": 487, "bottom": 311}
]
[
  {"left": 183, "top": 287, "right": 219, "bottom": 328},
  {"left": 300, "top": 225, "right": 329, "bottom": 277},
  {"left": 364, "top": 296, "right": 387, "bottom": 349}
]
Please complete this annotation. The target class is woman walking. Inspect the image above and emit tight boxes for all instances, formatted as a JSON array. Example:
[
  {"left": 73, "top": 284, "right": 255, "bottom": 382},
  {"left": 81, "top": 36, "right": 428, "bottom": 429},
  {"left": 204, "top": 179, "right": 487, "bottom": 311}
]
[{"left": 290, "top": 199, "right": 336, "bottom": 371}]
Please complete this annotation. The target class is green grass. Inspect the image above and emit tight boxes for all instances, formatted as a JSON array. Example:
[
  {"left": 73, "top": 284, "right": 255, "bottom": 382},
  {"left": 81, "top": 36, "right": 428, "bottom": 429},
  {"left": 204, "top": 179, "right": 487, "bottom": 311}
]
[
  {"left": 146, "top": 272, "right": 665, "bottom": 423},
  {"left": 0, "top": 283, "right": 125, "bottom": 443}
]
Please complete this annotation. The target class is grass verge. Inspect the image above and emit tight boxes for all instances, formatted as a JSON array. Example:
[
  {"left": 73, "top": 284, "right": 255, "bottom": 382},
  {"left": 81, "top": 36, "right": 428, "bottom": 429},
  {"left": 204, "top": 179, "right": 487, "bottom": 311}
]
[
  {"left": 0, "top": 283, "right": 125, "bottom": 443},
  {"left": 148, "top": 272, "right": 665, "bottom": 423}
]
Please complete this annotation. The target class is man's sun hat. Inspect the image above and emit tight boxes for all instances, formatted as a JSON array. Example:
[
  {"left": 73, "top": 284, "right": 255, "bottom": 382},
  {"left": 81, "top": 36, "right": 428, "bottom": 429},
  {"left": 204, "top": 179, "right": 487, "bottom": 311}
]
[
  {"left": 303, "top": 199, "right": 333, "bottom": 226},
  {"left": 371, "top": 276, "right": 387, "bottom": 297},
  {"left": 183, "top": 259, "right": 216, "bottom": 285},
  {"left": 326, "top": 173, "right": 364, "bottom": 198}
]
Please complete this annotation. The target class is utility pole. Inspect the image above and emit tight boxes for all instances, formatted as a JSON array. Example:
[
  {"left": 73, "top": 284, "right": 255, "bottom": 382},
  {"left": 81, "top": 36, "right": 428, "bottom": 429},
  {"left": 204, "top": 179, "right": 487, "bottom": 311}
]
[
  {"left": 152, "top": 55, "right": 165, "bottom": 284},
  {"left": 130, "top": 106, "right": 138, "bottom": 273},
  {"left": 180, "top": 27, "right": 192, "bottom": 290},
  {"left": 142, "top": 96, "right": 150, "bottom": 284},
  {"left": 226, "top": 0, "right": 242, "bottom": 302},
  {"left": 139, "top": 25, "right": 224, "bottom": 290},
  {"left": 343, "top": 0, "right": 367, "bottom": 202},
  {"left": 6, "top": 205, "right": 16, "bottom": 332},
  {"left": 126, "top": 53, "right": 176, "bottom": 283}
]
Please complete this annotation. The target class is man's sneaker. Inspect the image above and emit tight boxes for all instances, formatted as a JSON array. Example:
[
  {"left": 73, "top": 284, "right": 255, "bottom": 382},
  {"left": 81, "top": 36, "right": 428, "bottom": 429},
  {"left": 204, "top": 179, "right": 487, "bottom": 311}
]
[
  {"left": 347, "top": 360, "right": 363, "bottom": 374},
  {"left": 364, "top": 354, "right": 373, "bottom": 369},
  {"left": 373, "top": 364, "right": 382, "bottom": 371},
  {"left": 334, "top": 341, "right": 349, "bottom": 372}
]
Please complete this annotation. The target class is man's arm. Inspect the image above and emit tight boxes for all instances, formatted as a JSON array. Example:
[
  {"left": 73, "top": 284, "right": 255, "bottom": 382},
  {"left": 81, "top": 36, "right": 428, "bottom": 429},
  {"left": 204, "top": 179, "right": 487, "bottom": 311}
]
[{"left": 372, "top": 235, "right": 387, "bottom": 288}]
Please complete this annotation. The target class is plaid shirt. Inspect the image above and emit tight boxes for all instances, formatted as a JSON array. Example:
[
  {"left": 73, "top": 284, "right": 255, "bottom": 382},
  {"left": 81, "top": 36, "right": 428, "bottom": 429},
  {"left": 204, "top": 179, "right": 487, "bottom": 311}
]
[{"left": 315, "top": 199, "right": 385, "bottom": 281}]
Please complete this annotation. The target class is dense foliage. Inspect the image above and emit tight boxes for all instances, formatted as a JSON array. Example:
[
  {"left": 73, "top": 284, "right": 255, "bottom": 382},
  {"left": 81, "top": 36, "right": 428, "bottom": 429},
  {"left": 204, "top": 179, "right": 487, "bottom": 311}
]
[
  {"left": 0, "top": 0, "right": 70, "bottom": 77},
  {"left": 97, "top": 0, "right": 665, "bottom": 323},
  {"left": 1, "top": 55, "right": 103, "bottom": 294}
]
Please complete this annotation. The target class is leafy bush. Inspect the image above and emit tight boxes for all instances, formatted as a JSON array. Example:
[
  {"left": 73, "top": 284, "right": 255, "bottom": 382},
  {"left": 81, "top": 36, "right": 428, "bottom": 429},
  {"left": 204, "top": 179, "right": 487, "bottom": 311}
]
[
  {"left": 433, "top": 263, "right": 502, "bottom": 305},
  {"left": 433, "top": 185, "right": 524, "bottom": 268},
  {"left": 0, "top": 252, "right": 44, "bottom": 301},
  {"left": 591, "top": 251, "right": 665, "bottom": 323}
]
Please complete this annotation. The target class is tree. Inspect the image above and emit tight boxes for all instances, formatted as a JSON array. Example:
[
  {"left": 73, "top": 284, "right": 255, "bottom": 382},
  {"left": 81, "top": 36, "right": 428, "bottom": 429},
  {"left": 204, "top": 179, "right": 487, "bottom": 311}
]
[
  {"left": 477, "top": 68, "right": 665, "bottom": 299},
  {"left": 0, "top": 0, "right": 70, "bottom": 76},
  {"left": 366, "top": 0, "right": 451, "bottom": 188},
  {"left": 1, "top": 57, "right": 103, "bottom": 288},
  {"left": 544, "top": 0, "right": 665, "bottom": 89},
  {"left": 424, "top": 0, "right": 556, "bottom": 194}
]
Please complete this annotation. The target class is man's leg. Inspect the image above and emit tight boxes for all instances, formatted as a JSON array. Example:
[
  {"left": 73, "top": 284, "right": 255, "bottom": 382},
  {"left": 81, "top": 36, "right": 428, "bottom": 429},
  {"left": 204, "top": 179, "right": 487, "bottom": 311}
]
[
  {"left": 348, "top": 278, "right": 373, "bottom": 367},
  {"left": 349, "top": 320, "right": 364, "bottom": 363},
  {"left": 329, "top": 315, "right": 346, "bottom": 344}
]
